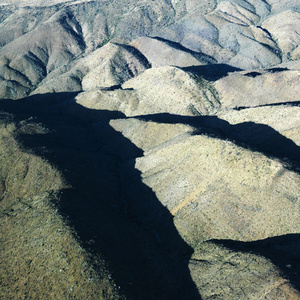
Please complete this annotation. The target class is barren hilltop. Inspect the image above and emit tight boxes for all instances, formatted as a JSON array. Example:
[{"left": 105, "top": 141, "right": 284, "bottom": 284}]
[{"left": 0, "top": 0, "right": 300, "bottom": 299}]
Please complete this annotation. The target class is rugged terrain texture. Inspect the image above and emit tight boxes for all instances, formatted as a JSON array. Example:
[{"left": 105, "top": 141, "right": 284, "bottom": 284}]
[
  {"left": 0, "top": 0, "right": 300, "bottom": 299},
  {"left": 0, "top": 108, "right": 120, "bottom": 299}
]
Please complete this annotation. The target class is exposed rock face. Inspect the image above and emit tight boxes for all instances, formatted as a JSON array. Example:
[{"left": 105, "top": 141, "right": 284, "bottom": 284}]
[{"left": 0, "top": 0, "right": 300, "bottom": 299}]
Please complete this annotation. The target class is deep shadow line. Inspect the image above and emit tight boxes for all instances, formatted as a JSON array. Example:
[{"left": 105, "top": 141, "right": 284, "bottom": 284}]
[
  {"left": 100, "top": 84, "right": 122, "bottom": 91},
  {"left": 152, "top": 36, "right": 204, "bottom": 54},
  {"left": 151, "top": 36, "right": 217, "bottom": 64},
  {"left": 244, "top": 71, "right": 262, "bottom": 78},
  {"left": 134, "top": 113, "right": 300, "bottom": 173},
  {"left": 210, "top": 234, "right": 300, "bottom": 291},
  {"left": 233, "top": 101, "right": 300, "bottom": 111},
  {"left": 0, "top": 94, "right": 202, "bottom": 300},
  {"left": 100, "top": 85, "right": 134, "bottom": 92},
  {"left": 257, "top": 25, "right": 272, "bottom": 36},
  {"left": 180, "top": 64, "right": 242, "bottom": 81},
  {"left": 267, "top": 67, "right": 289, "bottom": 73},
  {"left": 243, "top": 67, "right": 289, "bottom": 78},
  {"left": 113, "top": 43, "right": 152, "bottom": 68}
]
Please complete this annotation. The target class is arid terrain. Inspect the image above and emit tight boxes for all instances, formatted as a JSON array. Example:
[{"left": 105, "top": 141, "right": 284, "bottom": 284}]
[{"left": 0, "top": 0, "right": 300, "bottom": 299}]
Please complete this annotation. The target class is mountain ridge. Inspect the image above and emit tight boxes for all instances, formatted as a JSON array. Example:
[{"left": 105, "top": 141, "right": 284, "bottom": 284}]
[{"left": 0, "top": 0, "right": 300, "bottom": 299}]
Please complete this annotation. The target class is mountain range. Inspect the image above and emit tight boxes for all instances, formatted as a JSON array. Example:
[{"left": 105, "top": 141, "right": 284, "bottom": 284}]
[{"left": 0, "top": 0, "right": 300, "bottom": 299}]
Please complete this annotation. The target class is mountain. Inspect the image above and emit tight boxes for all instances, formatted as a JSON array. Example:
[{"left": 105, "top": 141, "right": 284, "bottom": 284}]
[{"left": 0, "top": 0, "right": 300, "bottom": 299}]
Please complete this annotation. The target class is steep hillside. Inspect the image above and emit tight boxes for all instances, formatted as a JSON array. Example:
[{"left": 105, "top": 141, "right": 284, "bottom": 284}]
[
  {"left": 0, "top": 109, "right": 120, "bottom": 299},
  {"left": 1, "top": 0, "right": 300, "bottom": 99}
]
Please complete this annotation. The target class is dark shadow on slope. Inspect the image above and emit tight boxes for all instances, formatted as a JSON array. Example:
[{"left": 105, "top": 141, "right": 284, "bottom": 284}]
[
  {"left": 244, "top": 71, "right": 262, "bottom": 78},
  {"left": 244, "top": 68, "right": 289, "bottom": 78},
  {"left": 181, "top": 64, "right": 242, "bottom": 81},
  {"left": 152, "top": 36, "right": 217, "bottom": 64},
  {"left": 0, "top": 94, "right": 201, "bottom": 300},
  {"left": 234, "top": 100, "right": 300, "bottom": 111},
  {"left": 211, "top": 234, "right": 300, "bottom": 291},
  {"left": 267, "top": 67, "right": 289, "bottom": 73},
  {"left": 101, "top": 84, "right": 122, "bottom": 91},
  {"left": 113, "top": 43, "right": 152, "bottom": 68},
  {"left": 135, "top": 113, "right": 300, "bottom": 172}
]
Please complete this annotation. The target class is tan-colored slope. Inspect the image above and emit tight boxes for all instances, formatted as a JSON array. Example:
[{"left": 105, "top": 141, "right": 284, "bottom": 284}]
[
  {"left": 215, "top": 69, "right": 300, "bottom": 109},
  {"left": 0, "top": 9, "right": 85, "bottom": 99},
  {"left": 157, "top": 0, "right": 283, "bottom": 69},
  {"left": 0, "top": 6, "right": 59, "bottom": 48},
  {"left": 32, "top": 42, "right": 150, "bottom": 95},
  {"left": 121, "top": 66, "right": 220, "bottom": 116},
  {"left": 0, "top": 112, "right": 120, "bottom": 299},
  {"left": 111, "top": 118, "right": 300, "bottom": 242},
  {"left": 189, "top": 240, "right": 300, "bottom": 299},
  {"left": 276, "top": 59, "right": 300, "bottom": 70},
  {"left": 213, "top": 1, "right": 260, "bottom": 25},
  {"left": 2, "top": 0, "right": 300, "bottom": 101},
  {"left": 267, "top": 0, "right": 299, "bottom": 14},
  {"left": 262, "top": 10, "right": 300, "bottom": 61},
  {"left": 74, "top": 88, "right": 139, "bottom": 116},
  {"left": 76, "top": 65, "right": 221, "bottom": 117},
  {"left": 170, "top": 0, "right": 217, "bottom": 18},
  {"left": 81, "top": 42, "right": 148, "bottom": 90},
  {"left": 217, "top": 105, "right": 300, "bottom": 146},
  {"left": 110, "top": 117, "right": 300, "bottom": 299},
  {"left": 204, "top": 4, "right": 281, "bottom": 69},
  {"left": 157, "top": 16, "right": 231, "bottom": 62},
  {"left": 130, "top": 36, "right": 215, "bottom": 67}
]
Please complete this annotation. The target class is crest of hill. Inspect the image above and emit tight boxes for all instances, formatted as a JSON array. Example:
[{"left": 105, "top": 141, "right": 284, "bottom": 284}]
[
  {"left": 110, "top": 116, "right": 300, "bottom": 299},
  {"left": 215, "top": 69, "right": 300, "bottom": 109},
  {"left": 0, "top": 112, "right": 120, "bottom": 299},
  {"left": 1, "top": 0, "right": 300, "bottom": 100},
  {"left": 32, "top": 42, "right": 150, "bottom": 95},
  {"left": 130, "top": 36, "right": 216, "bottom": 67},
  {"left": 120, "top": 66, "right": 221, "bottom": 116},
  {"left": 262, "top": 10, "right": 300, "bottom": 61}
]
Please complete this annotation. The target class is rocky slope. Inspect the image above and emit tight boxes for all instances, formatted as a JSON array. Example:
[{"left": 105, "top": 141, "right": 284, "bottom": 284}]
[
  {"left": 1, "top": 0, "right": 300, "bottom": 99},
  {"left": 1, "top": 0, "right": 300, "bottom": 299},
  {"left": 0, "top": 108, "right": 120, "bottom": 299}
]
